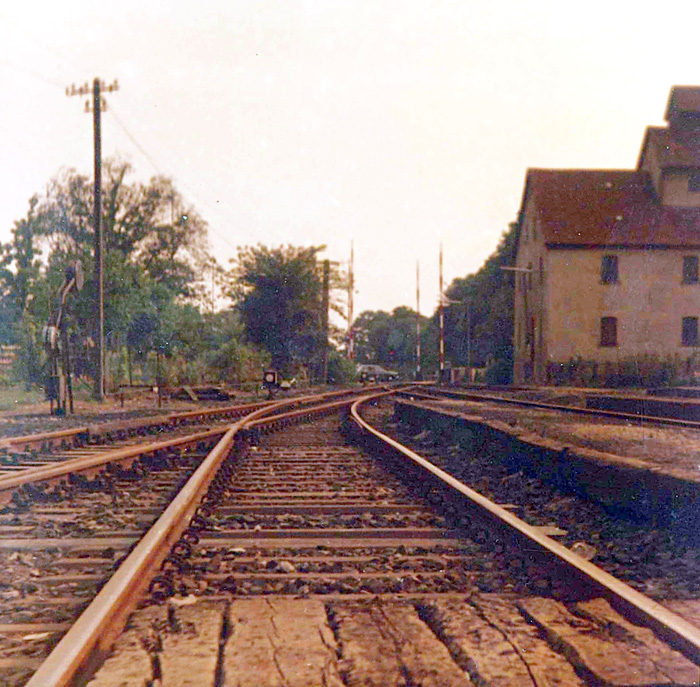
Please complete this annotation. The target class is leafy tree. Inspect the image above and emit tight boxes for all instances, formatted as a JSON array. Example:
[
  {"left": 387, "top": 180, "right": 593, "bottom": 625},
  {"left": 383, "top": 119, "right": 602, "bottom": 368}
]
[
  {"left": 327, "top": 350, "right": 357, "bottom": 384},
  {"left": 228, "top": 244, "right": 345, "bottom": 376},
  {"left": 352, "top": 306, "right": 436, "bottom": 377},
  {"left": 440, "top": 223, "right": 517, "bottom": 382},
  {"left": 0, "top": 159, "right": 221, "bottom": 390},
  {"left": 0, "top": 198, "right": 42, "bottom": 343},
  {"left": 204, "top": 309, "right": 270, "bottom": 383}
]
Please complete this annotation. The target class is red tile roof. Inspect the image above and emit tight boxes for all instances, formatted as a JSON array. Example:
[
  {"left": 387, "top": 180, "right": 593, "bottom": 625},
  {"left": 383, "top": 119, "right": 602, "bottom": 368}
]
[
  {"left": 522, "top": 169, "right": 700, "bottom": 248},
  {"left": 640, "top": 127, "right": 700, "bottom": 169}
]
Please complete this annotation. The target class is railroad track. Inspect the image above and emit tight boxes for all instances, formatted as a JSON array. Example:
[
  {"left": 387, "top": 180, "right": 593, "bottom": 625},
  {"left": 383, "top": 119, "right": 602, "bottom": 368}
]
[
  {"left": 0, "top": 388, "right": 377, "bottom": 492},
  {"left": 0, "top": 400, "right": 275, "bottom": 476},
  {"left": 409, "top": 384, "right": 700, "bottom": 429},
  {"left": 0, "top": 389, "right": 380, "bottom": 685},
  {"left": 4, "top": 390, "right": 700, "bottom": 686}
]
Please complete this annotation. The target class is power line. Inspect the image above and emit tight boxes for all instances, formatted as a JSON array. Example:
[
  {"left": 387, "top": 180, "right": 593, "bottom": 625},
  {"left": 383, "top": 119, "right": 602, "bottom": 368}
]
[
  {"left": 0, "top": 57, "right": 65, "bottom": 90},
  {"left": 106, "top": 103, "right": 242, "bottom": 254},
  {"left": 107, "top": 106, "right": 164, "bottom": 177}
]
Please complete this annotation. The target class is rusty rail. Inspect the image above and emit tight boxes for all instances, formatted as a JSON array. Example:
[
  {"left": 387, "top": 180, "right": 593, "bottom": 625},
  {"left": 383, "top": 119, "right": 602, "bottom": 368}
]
[
  {"left": 0, "top": 389, "right": 374, "bottom": 507},
  {"left": 405, "top": 385, "right": 700, "bottom": 430},
  {"left": 0, "top": 386, "right": 367, "bottom": 454},
  {"left": 351, "top": 394, "right": 700, "bottom": 664},
  {"left": 23, "top": 391, "right": 371, "bottom": 687}
]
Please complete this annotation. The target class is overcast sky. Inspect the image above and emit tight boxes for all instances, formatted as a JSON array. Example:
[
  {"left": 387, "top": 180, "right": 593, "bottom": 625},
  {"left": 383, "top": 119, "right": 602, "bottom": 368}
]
[{"left": 0, "top": 1, "right": 696, "bottom": 321}]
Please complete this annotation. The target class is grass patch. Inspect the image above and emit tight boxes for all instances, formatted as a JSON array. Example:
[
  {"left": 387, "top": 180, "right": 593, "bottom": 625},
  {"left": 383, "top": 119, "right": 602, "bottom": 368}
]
[{"left": 0, "top": 383, "right": 46, "bottom": 411}]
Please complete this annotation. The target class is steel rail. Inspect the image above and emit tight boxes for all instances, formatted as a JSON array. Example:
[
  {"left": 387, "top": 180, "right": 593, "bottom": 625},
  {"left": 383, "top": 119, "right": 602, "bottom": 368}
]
[
  {"left": 0, "top": 390, "right": 371, "bottom": 505},
  {"left": 0, "top": 426, "right": 89, "bottom": 452},
  {"left": 404, "top": 385, "right": 700, "bottom": 430},
  {"left": 0, "top": 402, "right": 272, "bottom": 454},
  {"left": 351, "top": 393, "right": 700, "bottom": 664},
  {"left": 0, "top": 387, "right": 370, "bottom": 453},
  {"left": 23, "top": 391, "right": 373, "bottom": 687},
  {"left": 0, "top": 426, "right": 229, "bottom": 507},
  {"left": 23, "top": 400, "right": 287, "bottom": 687}
]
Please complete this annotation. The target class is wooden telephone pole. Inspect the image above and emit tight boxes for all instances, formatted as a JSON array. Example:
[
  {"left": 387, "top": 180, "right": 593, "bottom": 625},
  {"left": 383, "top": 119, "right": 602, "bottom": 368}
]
[
  {"left": 66, "top": 77, "right": 119, "bottom": 400},
  {"left": 321, "top": 259, "right": 330, "bottom": 384},
  {"left": 416, "top": 261, "right": 422, "bottom": 380},
  {"left": 347, "top": 242, "right": 354, "bottom": 361},
  {"left": 439, "top": 244, "right": 445, "bottom": 383}
]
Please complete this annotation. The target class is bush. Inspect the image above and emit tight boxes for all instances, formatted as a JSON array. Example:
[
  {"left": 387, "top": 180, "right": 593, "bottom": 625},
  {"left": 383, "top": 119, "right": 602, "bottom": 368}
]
[
  {"left": 327, "top": 352, "right": 357, "bottom": 385},
  {"left": 485, "top": 357, "right": 512, "bottom": 385}
]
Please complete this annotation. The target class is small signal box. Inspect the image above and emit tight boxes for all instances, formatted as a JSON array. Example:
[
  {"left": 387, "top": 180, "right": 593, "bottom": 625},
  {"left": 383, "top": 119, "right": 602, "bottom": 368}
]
[{"left": 263, "top": 370, "right": 278, "bottom": 387}]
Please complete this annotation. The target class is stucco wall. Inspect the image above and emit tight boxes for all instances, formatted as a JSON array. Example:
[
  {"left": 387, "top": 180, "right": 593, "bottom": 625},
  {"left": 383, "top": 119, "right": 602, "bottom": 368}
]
[
  {"left": 547, "top": 248, "right": 700, "bottom": 360},
  {"left": 661, "top": 170, "right": 700, "bottom": 207}
]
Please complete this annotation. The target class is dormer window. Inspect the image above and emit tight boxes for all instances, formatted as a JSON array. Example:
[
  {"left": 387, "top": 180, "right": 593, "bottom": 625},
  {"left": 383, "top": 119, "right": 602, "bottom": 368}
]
[{"left": 689, "top": 172, "right": 700, "bottom": 192}]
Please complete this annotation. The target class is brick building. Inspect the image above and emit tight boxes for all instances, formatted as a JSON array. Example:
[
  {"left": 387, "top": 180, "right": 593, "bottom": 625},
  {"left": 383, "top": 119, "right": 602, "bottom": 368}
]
[{"left": 513, "top": 87, "right": 700, "bottom": 385}]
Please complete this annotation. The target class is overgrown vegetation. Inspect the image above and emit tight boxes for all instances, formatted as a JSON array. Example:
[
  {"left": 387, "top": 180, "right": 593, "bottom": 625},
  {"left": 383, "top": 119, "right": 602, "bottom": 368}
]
[
  {"left": 0, "top": 161, "right": 348, "bottom": 394},
  {"left": 1, "top": 160, "right": 522, "bottom": 397}
]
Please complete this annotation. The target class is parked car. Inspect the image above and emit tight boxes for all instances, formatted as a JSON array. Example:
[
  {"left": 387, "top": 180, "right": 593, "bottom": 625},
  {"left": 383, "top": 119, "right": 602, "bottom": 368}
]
[{"left": 356, "top": 364, "right": 399, "bottom": 382}]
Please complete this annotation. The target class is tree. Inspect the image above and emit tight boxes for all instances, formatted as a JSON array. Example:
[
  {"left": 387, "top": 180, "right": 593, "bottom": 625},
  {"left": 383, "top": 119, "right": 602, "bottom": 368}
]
[
  {"left": 0, "top": 159, "right": 219, "bottom": 390},
  {"left": 352, "top": 306, "right": 436, "bottom": 377},
  {"left": 227, "top": 244, "right": 345, "bottom": 376},
  {"left": 440, "top": 223, "right": 518, "bottom": 382},
  {"left": 204, "top": 309, "right": 270, "bottom": 383}
]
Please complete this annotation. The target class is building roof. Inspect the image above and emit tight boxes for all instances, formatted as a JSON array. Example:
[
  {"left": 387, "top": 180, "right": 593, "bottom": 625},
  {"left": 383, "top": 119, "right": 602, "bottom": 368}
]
[
  {"left": 522, "top": 169, "right": 700, "bottom": 248},
  {"left": 665, "top": 86, "right": 700, "bottom": 124},
  {"left": 639, "top": 126, "right": 700, "bottom": 169}
]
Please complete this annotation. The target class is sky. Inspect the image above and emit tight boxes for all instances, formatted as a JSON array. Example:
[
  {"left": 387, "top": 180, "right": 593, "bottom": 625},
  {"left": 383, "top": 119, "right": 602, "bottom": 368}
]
[{"left": 0, "top": 0, "right": 698, "bottom": 322}]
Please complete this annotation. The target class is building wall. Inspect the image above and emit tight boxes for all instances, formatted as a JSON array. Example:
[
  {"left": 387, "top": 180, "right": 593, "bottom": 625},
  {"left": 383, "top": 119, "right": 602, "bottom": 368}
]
[
  {"left": 546, "top": 248, "right": 700, "bottom": 361},
  {"left": 513, "top": 196, "right": 548, "bottom": 383},
  {"left": 661, "top": 170, "right": 700, "bottom": 207}
]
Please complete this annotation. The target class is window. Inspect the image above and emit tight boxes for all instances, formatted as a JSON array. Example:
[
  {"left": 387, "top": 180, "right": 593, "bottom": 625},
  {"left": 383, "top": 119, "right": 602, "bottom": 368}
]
[
  {"left": 600, "top": 255, "right": 618, "bottom": 284},
  {"left": 682, "top": 317, "right": 699, "bottom": 346},
  {"left": 600, "top": 317, "right": 617, "bottom": 347},
  {"left": 689, "top": 173, "right": 700, "bottom": 192},
  {"left": 683, "top": 256, "right": 699, "bottom": 284}
]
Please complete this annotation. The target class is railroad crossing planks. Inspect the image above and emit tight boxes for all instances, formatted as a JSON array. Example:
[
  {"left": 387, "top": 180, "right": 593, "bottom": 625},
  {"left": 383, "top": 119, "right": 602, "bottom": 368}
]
[
  {"left": 85, "top": 595, "right": 700, "bottom": 687},
  {"left": 519, "top": 596, "right": 700, "bottom": 686},
  {"left": 332, "top": 601, "right": 474, "bottom": 686},
  {"left": 422, "top": 597, "right": 583, "bottom": 686},
  {"left": 223, "top": 598, "right": 343, "bottom": 686},
  {"left": 87, "top": 602, "right": 225, "bottom": 687}
]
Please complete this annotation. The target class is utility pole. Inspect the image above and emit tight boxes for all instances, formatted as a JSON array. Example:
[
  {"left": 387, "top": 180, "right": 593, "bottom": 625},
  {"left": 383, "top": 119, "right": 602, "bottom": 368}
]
[
  {"left": 438, "top": 244, "right": 445, "bottom": 383},
  {"left": 416, "top": 261, "right": 422, "bottom": 380},
  {"left": 347, "top": 242, "right": 354, "bottom": 361},
  {"left": 321, "top": 260, "right": 330, "bottom": 384},
  {"left": 466, "top": 303, "right": 472, "bottom": 383},
  {"left": 67, "top": 77, "right": 119, "bottom": 401}
]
